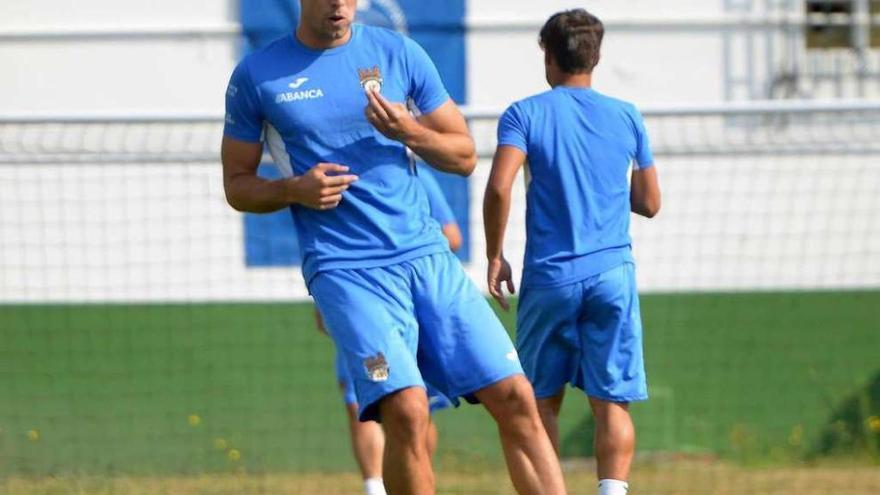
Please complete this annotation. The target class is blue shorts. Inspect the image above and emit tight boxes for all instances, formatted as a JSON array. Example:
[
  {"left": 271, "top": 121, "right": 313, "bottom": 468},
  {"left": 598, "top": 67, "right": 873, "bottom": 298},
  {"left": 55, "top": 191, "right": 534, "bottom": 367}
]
[
  {"left": 335, "top": 353, "right": 452, "bottom": 412},
  {"left": 516, "top": 262, "right": 648, "bottom": 403},
  {"left": 311, "top": 252, "right": 523, "bottom": 421}
]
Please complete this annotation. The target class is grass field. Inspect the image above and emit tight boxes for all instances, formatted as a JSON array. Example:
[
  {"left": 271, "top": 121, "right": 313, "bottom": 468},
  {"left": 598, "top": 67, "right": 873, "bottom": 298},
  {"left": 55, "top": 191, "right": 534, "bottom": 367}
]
[
  {"left": 1, "top": 290, "right": 878, "bottom": 482},
  {"left": 3, "top": 459, "right": 880, "bottom": 494}
]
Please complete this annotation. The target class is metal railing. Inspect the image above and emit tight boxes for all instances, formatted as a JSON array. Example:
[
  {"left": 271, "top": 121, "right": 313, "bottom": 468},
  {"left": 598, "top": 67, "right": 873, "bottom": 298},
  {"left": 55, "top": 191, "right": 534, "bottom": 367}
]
[{"left": 1, "top": 100, "right": 880, "bottom": 164}]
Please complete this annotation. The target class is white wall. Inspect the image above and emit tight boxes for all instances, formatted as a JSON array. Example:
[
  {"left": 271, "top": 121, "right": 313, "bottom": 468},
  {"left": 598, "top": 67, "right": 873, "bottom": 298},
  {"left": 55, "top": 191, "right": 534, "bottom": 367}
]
[
  {"left": 0, "top": 0, "right": 234, "bottom": 25},
  {"left": 2, "top": 1, "right": 878, "bottom": 303},
  {"left": 466, "top": 1, "right": 727, "bottom": 106},
  {"left": 0, "top": 0, "right": 236, "bottom": 113},
  {"left": 0, "top": 0, "right": 736, "bottom": 114},
  {"left": 466, "top": 27, "right": 724, "bottom": 107},
  {"left": 469, "top": 0, "right": 722, "bottom": 19}
]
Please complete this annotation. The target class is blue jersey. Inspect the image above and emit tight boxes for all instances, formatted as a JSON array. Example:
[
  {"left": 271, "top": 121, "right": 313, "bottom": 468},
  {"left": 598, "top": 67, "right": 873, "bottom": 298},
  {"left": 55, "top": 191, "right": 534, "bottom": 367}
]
[
  {"left": 417, "top": 166, "right": 456, "bottom": 227},
  {"left": 497, "top": 86, "right": 654, "bottom": 289},
  {"left": 224, "top": 25, "right": 451, "bottom": 284}
]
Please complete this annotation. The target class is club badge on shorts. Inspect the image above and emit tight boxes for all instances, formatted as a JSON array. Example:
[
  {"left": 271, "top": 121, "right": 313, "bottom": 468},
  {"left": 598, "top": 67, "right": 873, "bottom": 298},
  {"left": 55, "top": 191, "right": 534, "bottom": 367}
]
[
  {"left": 363, "top": 352, "right": 389, "bottom": 382},
  {"left": 358, "top": 66, "right": 383, "bottom": 93}
]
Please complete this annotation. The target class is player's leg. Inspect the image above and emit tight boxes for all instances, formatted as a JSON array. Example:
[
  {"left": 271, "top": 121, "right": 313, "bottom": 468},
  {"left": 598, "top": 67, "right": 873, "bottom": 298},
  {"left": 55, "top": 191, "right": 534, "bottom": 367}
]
[
  {"left": 536, "top": 391, "right": 565, "bottom": 453},
  {"left": 381, "top": 382, "right": 443, "bottom": 488},
  {"left": 515, "top": 283, "right": 582, "bottom": 456},
  {"left": 473, "top": 375, "right": 567, "bottom": 495},
  {"left": 410, "top": 253, "right": 566, "bottom": 495},
  {"left": 378, "top": 386, "right": 434, "bottom": 495},
  {"left": 423, "top": 383, "right": 450, "bottom": 459},
  {"left": 345, "top": 403, "right": 388, "bottom": 494},
  {"left": 425, "top": 419, "right": 438, "bottom": 459},
  {"left": 576, "top": 262, "right": 648, "bottom": 495},
  {"left": 336, "top": 355, "right": 387, "bottom": 494},
  {"left": 588, "top": 398, "right": 634, "bottom": 484},
  {"left": 311, "top": 267, "right": 433, "bottom": 495}
]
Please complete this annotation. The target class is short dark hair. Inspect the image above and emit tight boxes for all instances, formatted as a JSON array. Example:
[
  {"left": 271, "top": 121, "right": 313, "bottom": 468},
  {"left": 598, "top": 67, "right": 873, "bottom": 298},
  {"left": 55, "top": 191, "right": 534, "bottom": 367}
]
[{"left": 539, "top": 9, "right": 604, "bottom": 74}]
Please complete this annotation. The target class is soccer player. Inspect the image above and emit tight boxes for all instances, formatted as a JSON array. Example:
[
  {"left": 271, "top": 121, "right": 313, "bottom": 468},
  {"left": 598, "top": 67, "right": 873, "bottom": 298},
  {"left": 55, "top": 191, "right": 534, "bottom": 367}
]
[
  {"left": 414, "top": 166, "right": 462, "bottom": 253},
  {"left": 483, "top": 9, "right": 661, "bottom": 495},
  {"left": 316, "top": 313, "right": 452, "bottom": 495},
  {"left": 221, "top": 1, "right": 566, "bottom": 493},
  {"left": 317, "top": 170, "right": 459, "bottom": 495}
]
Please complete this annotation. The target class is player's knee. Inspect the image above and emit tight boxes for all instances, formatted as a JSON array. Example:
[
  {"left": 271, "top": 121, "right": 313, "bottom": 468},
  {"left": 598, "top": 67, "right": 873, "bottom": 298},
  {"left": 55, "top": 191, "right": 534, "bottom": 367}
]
[
  {"left": 589, "top": 397, "right": 630, "bottom": 422},
  {"left": 484, "top": 375, "right": 541, "bottom": 424},
  {"left": 380, "top": 388, "right": 430, "bottom": 442},
  {"left": 536, "top": 400, "right": 561, "bottom": 429},
  {"left": 506, "top": 375, "right": 538, "bottom": 407}
]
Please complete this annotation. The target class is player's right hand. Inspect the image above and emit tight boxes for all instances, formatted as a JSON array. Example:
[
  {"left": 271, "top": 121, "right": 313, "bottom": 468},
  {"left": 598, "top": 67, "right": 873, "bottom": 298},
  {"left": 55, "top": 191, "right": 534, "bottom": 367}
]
[
  {"left": 291, "top": 163, "right": 358, "bottom": 210},
  {"left": 487, "top": 257, "right": 516, "bottom": 311}
]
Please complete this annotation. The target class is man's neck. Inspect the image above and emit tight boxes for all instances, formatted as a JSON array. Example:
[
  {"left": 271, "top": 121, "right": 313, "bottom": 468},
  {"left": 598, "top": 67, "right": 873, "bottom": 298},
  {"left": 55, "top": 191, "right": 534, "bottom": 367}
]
[
  {"left": 295, "top": 25, "right": 352, "bottom": 50},
  {"left": 553, "top": 72, "right": 592, "bottom": 89}
]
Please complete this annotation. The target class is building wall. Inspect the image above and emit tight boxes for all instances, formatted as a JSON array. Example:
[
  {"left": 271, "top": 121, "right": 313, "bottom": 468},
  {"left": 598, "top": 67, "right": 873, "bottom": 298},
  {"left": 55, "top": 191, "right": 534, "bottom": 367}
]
[
  {"left": 0, "top": 0, "right": 236, "bottom": 114},
  {"left": 2, "top": 1, "right": 878, "bottom": 302},
  {"left": 1, "top": 0, "right": 734, "bottom": 114}
]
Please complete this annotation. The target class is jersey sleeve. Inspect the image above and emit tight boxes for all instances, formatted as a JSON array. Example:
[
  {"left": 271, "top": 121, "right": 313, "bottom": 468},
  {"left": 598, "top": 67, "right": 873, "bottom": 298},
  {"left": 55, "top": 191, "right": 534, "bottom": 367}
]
[
  {"left": 404, "top": 37, "right": 450, "bottom": 116},
  {"left": 224, "top": 61, "right": 264, "bottom": 143},
  {"left": 629, "top": 105, "right": 654, "bottom": 170},
  {"left": 497, "top": 103, "right": 528, "bottom": 153},
  {"left": 418, "top": 167, "right": 457, "bottom": 227}
]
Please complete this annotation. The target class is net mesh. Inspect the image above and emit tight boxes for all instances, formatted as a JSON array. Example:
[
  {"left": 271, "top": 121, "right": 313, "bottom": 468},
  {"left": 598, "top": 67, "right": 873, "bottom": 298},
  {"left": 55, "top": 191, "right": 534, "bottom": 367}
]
[{"left": 1, "top": 104, "right": 879, "bottom": 493}]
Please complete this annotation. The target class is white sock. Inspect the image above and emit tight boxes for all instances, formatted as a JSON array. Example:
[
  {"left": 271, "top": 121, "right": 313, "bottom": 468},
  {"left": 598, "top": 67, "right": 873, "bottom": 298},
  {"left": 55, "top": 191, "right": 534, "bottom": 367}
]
[
  {"left": 598, "top": 479, "right": 629, "bottom": 495},
  {"left": 363, "top": 477, "right": 387, "bottom": 495}
]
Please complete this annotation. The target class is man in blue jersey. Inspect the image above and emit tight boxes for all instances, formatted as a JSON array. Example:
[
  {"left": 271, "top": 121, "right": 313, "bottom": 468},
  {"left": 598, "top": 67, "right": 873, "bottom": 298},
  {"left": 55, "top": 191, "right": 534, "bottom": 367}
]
[
  {"left": 483, "top": 9, "right": 661, "bottom": 495},
  {"left": 415, "top": 167, "right": 462, "bottom": 252},
  {"left": 221, "top": 1, "right": 565, "bottom": 493},
  {"left": 317, "top": 170, "right": 459, "bottom": 495}
]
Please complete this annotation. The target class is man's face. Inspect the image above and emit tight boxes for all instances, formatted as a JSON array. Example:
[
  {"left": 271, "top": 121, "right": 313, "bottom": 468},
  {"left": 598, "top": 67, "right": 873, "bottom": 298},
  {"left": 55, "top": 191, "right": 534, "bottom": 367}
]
[{"left": 300, "top": 0, "right": 357, "bottom": 41}]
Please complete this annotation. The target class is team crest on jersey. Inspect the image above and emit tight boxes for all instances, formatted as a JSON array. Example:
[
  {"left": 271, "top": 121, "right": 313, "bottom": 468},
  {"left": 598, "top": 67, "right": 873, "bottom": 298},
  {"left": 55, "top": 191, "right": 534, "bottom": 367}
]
[
  {"left": 358, "top": 66, "right": 384, "bottom": 93},
  {"left": 363, "top": 352, "right": 389, "bottom": 382}
]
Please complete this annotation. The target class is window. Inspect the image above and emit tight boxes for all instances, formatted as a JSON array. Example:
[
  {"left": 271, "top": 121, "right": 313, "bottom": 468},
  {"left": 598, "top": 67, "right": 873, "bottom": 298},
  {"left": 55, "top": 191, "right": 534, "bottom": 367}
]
[{"left": 805, "top": 0, "right": 880, "bottom": 48}]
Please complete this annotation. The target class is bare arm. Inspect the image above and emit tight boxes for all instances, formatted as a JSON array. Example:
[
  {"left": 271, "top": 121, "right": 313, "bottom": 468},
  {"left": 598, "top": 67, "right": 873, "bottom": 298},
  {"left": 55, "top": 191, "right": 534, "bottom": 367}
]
[
  {"left": 483, "top": 145, "right": 526, "bottom": 310},
  {"left": 314, "top": 306, "right": 328, "bottom": 335},
  {"left": 630, "top": 165, "right": 661, "bottom": 218},
  {"left": 221, "top": 136, "right": 359, "bottom": 213},
  {"left": 364, "top": 91, "right": 476, "bottom": 176},
  {"left": 222, "top": 137, "right": 287, "bottom": 213},
  {"left": 441, "top": 223, "right": 463, "bottom": 252}
]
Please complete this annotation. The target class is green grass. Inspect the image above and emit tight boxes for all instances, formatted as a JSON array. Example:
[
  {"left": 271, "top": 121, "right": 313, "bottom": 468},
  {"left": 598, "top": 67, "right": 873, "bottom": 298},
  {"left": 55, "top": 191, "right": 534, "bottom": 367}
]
[
  {"left": 5, "top": 460, "right": 880, "bottom": 495},
  {"left": 0, "top": 291, "right": 877, "bottom": 476}
]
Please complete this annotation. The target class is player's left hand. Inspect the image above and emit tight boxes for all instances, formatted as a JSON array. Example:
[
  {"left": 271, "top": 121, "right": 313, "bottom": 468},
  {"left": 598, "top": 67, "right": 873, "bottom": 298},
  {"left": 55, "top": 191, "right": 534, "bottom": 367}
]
[
  {"left": 364, "top": 89, "right": 419, "bottom": 142},
  {"left": 487, "top": 257, "right": 516, "bottom": 311}
]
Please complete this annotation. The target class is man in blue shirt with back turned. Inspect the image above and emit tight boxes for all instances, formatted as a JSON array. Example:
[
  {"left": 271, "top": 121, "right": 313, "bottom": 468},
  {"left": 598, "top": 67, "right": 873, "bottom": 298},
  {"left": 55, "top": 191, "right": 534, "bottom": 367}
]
[
  {"left": 221, "top": 1, "right": 565, "bottom": 493},
  {"left": 483, "top": 9, "right": 661, "bottom": 495}
]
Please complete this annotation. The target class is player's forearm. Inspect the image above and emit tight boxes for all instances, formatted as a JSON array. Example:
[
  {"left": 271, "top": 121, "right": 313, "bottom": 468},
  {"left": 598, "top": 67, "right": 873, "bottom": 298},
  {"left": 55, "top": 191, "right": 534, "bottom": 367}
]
[
  {"left": 631, "top": 197, "right": 659, "bottom": 218},
  {"left": 630, "top": 167, "right": 661, "bottom": 218},
  {"left": 405, "top": 126, "right": 477, "bottom": 177},
  {"left": 483, "top": 185, "right": 512, "bottom": 261},
  {"left": 225, "top": 174, "right": 297, "bottom": 213}
]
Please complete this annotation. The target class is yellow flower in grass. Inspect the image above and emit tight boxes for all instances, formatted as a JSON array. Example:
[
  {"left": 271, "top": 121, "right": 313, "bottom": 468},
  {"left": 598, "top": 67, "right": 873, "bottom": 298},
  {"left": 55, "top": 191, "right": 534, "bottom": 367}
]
[
  {"left": 228, "top": 449, "right": 241, "bottom": 461},
  {"left": 788, "top": 424, "right": 803, "bottom": 446},
  {"left": 187, "top": 414, "right": 201, "bottom": 427},
  {"left": 214, "top": 438, "right": 228, "bottom": 451},
  {"left": 26, "top": 429, "right": 39, "bottom": 442},
  {"left": 868, "top": 416, "right": 880, "bottom": 433}
]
